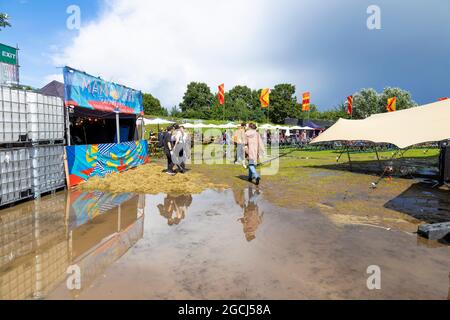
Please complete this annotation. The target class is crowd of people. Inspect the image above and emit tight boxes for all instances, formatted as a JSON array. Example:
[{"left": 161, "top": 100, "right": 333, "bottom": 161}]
[
  {"left": 160, "top": 124, "right": 190, "bottom": 176},
  {"left": 160, "top": 123, "right": 266, "bottom": 186}
]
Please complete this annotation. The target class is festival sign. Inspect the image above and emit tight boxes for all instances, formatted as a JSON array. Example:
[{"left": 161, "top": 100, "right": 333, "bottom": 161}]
[
  {"left": 63, "top": 66, "right": 143, "bottom": 115},
  {"left": 65, "top": 140, "right": 149, "bottom": 187},
  {"left": 0, "top": 43, "right": 18, "bottom": 65}
]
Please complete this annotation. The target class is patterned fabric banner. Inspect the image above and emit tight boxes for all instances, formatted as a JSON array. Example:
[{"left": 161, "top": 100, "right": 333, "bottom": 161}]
[{"left": 66, "top": 140, "right": 149, "bottom": 187}]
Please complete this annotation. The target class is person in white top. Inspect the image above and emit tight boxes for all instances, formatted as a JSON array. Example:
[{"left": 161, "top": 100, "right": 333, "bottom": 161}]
[{"left": 173, "top": 124, "right": 188, "bottom": 173}]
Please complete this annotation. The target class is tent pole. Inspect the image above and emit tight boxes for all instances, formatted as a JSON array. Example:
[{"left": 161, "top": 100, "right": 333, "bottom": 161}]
[
  {"left": 66, "top": 107, "right": 71, "bottom": 146},
  {"left": 346, "top": 146, "right": 353, "bottom": 171},
  {"left": 336, "top": 143, "right": 346, "bottom": 163},
  {"left": 374, "top": 145, "right": 383, "bottom": 172},
  {"left": 116, "top": 112, "right": 121, "bottom": 143},
  {"left": 141, "top": 117, "right": 145, "bottom": 140}
]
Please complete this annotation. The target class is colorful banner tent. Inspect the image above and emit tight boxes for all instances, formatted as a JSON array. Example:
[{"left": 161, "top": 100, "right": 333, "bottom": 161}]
[
  {"left": 311, "top": 99, "right": 450, "bottom": 149},
  {"left": 63, "top": 66, "right": 143, "bottom": 115},
  {"left": 66, "top": 140, "right": 149, "bottom": 187}
]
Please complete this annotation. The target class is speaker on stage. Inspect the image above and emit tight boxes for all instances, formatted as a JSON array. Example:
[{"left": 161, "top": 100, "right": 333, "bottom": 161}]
[{"left": 439, "top": 141, "right": 450, "bottom": 184}]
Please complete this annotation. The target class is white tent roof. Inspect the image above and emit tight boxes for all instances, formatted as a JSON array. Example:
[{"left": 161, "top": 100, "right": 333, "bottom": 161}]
[
  {"left": 216, "top": 122, "right": 238, "bottom": 129},
  {"left": 259, "top": 124, "right": 276, "bottom": 129},
  {"left": 181, "top": 123, "right": 200, "bottom": 128},
  {"left": 203, "top": 124, "right": 220, "bottom": 128},
  {"left": 311, "top": 100, "right": 450, "bottom": 149},
  {"left": 142, "top": 118, "right": 175, "bottom": 125}
]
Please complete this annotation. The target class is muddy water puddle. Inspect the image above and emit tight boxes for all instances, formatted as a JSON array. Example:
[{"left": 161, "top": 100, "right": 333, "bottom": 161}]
[{"left": 0, "top": 187, "right": 449, "bottom": 300}]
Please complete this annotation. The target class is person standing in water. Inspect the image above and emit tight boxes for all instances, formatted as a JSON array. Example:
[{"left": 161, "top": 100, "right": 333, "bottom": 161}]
[{"left": 245, "top": 123, "right": 265, "bottom": 185}]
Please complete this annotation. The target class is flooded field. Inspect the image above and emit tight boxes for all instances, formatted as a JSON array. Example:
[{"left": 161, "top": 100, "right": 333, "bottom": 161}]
[{"left": 1, "top": 174, "right": 449, "bottom": 299}]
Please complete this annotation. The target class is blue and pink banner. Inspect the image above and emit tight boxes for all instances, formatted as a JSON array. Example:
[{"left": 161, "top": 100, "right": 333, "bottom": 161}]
[
  {"left": 63, "top": 66, "right": 143, "bottom": 115},
  {"left": 66, "top": 140, "right": 149, "bottom": 187}
]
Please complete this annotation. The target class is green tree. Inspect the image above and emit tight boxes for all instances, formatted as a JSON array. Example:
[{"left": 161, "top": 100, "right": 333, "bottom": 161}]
[
  {"left": 170, "top": 106, "right": 182, "bottom": 118},
  {"left": 352, "top": 87, "right": 417, "bottom": 119},
  {"left": 0, "top": 13, "right": 11, "bottom": 30},
  {"left": 352, "top": 88, "right": 380, "bottom": 119},
  {"left": 378, "top": 87, "right": 417, "bottom": 112},
  {"left": 268, "top": 84, "right": 298, "bottom": 124},
  {"left": 226, "top": 85, "right": 253, "bottom": 121},
  {"left": 142, "top": 93, "right": 168, "bottom": 116},
  {"left": 180, "top": 82, "right": 214, "bottom": 119},
  {"left": 249, "top": 90, "right": 267, "bottom": 123}
]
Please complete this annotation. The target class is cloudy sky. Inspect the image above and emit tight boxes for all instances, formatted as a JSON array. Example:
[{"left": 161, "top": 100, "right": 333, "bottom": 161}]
[{"left": 1, "top": 0, "right": 449, "bottom": 110}]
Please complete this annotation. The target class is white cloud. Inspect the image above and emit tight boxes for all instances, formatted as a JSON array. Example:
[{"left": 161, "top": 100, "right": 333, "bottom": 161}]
[{"left": 52, "top": 0, "right": 319, "bottom": 108}]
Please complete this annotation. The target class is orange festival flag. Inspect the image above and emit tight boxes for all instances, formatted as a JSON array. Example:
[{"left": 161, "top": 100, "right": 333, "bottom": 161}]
[
  {"left": 218, "top": 84, "right": 225, "bottom": 105},
  {"left": 386, "top": 97, "right": 397, "bottom": 112},
  {"left": 302, "top": 92, "right": 311, "bottom": 112},
  {"left": 347, "top": 95, "right": 353, "bottom": 115},
  {"left": 260, "top": 88, "right": 270, "bottom": 108}
]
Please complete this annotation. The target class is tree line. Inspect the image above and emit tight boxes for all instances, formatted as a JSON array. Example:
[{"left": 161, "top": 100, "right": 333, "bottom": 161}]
[{"left": 144, "top": 82, "right": 417, "bottom": 124}]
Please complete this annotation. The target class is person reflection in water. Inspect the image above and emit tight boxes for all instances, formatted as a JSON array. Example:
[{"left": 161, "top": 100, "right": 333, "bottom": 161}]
[
  {"left": 157, "top": 194, "right": 193, "bottom": 226},
  {"left": 236, "top": 187, "right": 264, "bottom": 242}
]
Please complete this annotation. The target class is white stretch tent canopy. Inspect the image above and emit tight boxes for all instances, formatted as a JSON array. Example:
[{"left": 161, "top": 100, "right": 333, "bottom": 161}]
[{"left": 311, "top": 100, "right": 450, "bottom": 149}]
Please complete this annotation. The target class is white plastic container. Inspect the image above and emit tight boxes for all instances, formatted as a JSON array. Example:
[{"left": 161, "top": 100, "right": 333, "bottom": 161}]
[
  {"left": 26, "top": 92, "right": 65, "bottom": 142},
  {"left": 0, "top": 148, "right": 32, "bottom": 206},
  {"left": 0, "top": 86, "right": 28, "bottom": 143},
  {"left": 30, "top": 145, "right": 66, "bottom": 196}
]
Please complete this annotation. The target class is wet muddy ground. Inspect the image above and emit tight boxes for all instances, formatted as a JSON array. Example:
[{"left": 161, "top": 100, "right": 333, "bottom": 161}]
[{"left": 1, "top": 152, "right": 449, "bottom": 300}]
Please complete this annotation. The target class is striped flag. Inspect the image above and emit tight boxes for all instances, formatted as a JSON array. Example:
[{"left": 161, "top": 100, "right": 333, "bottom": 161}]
[
  {"left": 347, "top": 96, "right": 353, "bottom": 115},
  {"left": 218, "top": 84, "right": 225, "bottom": 105},
  {"left": 386, "top": 97, "right": 397, "bottom": 112},
  {"left": 302, "top": 92, "right": 311, "bottom": 112},
  {"left": 260, "top": 88, "right": 270, "bottom": 108}
]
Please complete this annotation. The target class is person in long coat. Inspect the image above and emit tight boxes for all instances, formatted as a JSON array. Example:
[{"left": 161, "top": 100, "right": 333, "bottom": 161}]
[{"left": 245, "top": 123, "right": 265, "bottom": 185}]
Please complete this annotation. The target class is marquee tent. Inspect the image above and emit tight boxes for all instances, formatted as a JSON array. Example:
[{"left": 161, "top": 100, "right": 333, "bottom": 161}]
[
  {"left": 142, "top": 118, "right": 175, "bottom": 126},
  {"left": 311, "top": 100, "right": 450, "bottom": 149}
]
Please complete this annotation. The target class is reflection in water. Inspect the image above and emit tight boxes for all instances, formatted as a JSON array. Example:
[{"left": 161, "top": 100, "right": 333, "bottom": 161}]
[
  {"left": 157, "top": 195, "right": 193, "bottom": 226},
  {"left": 0, "top": 191, "right": 144, "bottom": 300},
  {"left": 235, "top": 187, "right": 264, "bottom": 242}
]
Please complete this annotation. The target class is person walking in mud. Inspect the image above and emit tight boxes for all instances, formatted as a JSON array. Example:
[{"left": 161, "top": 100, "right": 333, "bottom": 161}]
[
  {"left": 163, "top": 126, "right": 176, "bottom": 175},
  {"left": 245, "top": 123, "right": 265, "bottom": 185},
  {"left": 233, "top": 124, "right": 247, "bottom": 169},
  {"left": 173, "top": 124, "right": 187, "bottom": 173},
  {"left": 180, "top": 125, "right": 191, "bottom": 165}
]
